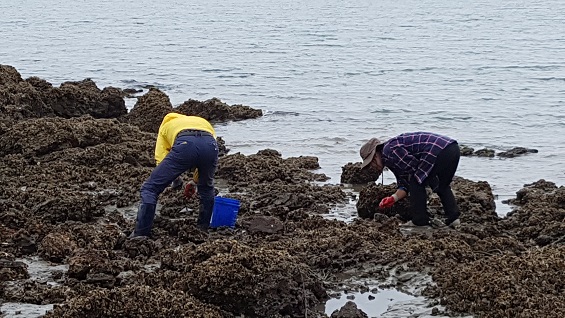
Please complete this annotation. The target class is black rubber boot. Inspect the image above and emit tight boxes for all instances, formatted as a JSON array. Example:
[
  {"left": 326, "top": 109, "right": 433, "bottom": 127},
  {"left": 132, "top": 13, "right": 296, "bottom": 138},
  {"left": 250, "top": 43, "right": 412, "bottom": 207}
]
[
  {"left": 196, "top": 202, "right": 213, "bottom": 231},
  {"left": 437, "top": 186, "right": 460, "bottom": 225},
  {"left": 130, "top": 203, "right": 157, "bottom": 238},
  {"left": 409, "top": 180, "right": 431, "bottom": 226}
]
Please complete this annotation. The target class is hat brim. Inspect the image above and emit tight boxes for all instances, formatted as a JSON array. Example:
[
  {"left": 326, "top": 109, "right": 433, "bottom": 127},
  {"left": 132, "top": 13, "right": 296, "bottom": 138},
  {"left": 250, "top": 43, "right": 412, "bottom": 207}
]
[{"left": 360, "top": 148, "right": 376, "bottom": 169}]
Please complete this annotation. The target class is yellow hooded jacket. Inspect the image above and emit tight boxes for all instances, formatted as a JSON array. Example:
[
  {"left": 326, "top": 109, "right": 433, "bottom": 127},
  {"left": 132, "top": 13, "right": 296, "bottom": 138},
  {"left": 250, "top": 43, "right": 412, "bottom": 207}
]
[{"left": 155, "top": 113, "right": 216, "bottom": 182}]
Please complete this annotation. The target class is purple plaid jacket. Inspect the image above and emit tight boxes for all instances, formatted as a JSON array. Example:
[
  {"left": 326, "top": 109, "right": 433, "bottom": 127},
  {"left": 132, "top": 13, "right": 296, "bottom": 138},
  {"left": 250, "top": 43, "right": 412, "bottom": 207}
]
[{"left": 381, "top": 132, "right": 456, "bottom": 191}]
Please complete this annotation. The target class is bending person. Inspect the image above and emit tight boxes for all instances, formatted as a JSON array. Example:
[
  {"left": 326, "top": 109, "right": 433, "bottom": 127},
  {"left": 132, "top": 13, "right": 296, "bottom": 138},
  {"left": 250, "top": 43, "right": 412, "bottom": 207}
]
[
  {"left": 131, "top": 113, "right": 218, "bottom": 237},
  {"left": 359, "top": 132, "right": 461, "bottom": 228}
]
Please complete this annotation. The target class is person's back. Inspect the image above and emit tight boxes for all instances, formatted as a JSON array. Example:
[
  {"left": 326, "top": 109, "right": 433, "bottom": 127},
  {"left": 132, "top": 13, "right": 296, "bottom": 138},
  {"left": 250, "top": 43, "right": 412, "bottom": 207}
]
[
  {"left": 382, "top": 132, "right": 456, "bottom": 186},
  {"left": 386, "top": 132, "right": 455, "bottom": 157}
]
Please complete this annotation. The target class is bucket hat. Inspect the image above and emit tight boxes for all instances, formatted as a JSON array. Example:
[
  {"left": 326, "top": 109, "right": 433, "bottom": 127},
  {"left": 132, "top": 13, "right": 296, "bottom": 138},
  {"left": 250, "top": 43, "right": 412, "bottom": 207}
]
[{"left": 360, "top": 138, "right": 385, "bottom": 169}]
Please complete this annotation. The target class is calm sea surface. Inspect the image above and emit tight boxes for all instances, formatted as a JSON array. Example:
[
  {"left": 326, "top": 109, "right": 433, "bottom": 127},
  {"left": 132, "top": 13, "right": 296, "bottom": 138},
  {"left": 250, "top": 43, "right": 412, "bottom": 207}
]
[{"left": 2, "top": 0, "right": 564, "bottom": 215}]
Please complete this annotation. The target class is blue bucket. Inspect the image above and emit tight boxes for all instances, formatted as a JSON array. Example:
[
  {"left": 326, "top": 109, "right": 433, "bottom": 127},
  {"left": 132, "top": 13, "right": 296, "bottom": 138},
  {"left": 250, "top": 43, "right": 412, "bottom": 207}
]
[{"left": 210, "top": 197, "right": 240, "bottom": 228}]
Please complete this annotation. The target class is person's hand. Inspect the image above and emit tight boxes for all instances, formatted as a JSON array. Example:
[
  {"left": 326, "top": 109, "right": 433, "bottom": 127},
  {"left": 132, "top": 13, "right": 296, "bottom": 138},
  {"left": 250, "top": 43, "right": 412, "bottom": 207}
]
[
  {"left": 184, "top": 180, "right": 197, "bottom": 198},
  {"left": 379, "top": 196, "right": 395, "bottom": 209},
  {"left": 171, "top": 177, "right": 183, "bottom": 190}
]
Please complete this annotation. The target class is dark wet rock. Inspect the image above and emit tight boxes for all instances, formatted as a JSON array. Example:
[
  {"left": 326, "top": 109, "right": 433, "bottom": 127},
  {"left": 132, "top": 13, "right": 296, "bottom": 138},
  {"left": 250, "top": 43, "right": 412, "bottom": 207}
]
[
  {"left": 508, "top": 179, "right": 559, "bottom": 205},
  {"left": 285, "top": 155, "right": 322, "bottom": 170},
  {"left": 0, "top": 67, "right": 126, "bottom": 126},
  {"left": 30, "top": 196, "right": 105, "bottom": 223},
  {"left": 213, "top": 150, "right": 343, "bottom": 222},
  {"left": 497, "top": 147, "right": 538, "bottom": 158},
  {"left": 0, "top": 116, "right": 147, "bottom": 158},
  {"left": 0, "top": 200, "right": 28, "bottom": 229},
  {"left": 85, "top": 272, "right": 116, "bottom": 288},
  {"left": 154, "top": 218, "right": 210, "bottom": 244},
  {"left": 43, "top": 285, "right": 229, "bottom": 318},
  {"left": 159, "top": 198, "right": 198, "bottom": 219},
  {"left": 10, "top": 232, "right": 37, "bottom": 255},
  {"left": 217, "top": 136, "right": 229, "bottom": 157},
  {"left": 330, "top": 301, "right": 368, "bottom": 318},
  {"left": 123, "top": 236, "right": 157, "bottom": 259},
  {"left": 122, "top": 88, "right": 142, "bottom": 95},
  {"left": 263, "top": 218, "right": 386, "bottom": 271},
  {"left": 122, "top": 92, "right": 263, "bottom": 135},
  {"left": 67, "top": 223, "right": 126, "bottom": 251},
  {"left": 121, "top": 88, "right": 173, "bottom": 133},
  {"left": 356, "top": 183, "right": 411, "bottom": 220},
  {"left": 161, "top": 239, "right": 327, "bottom": 317},
  {"left": 0, "top": 80, "right": 55, "bottom": 124},
  {"left": 447, "top": 145, "right": 538, "bottom": 159},
  {"left": 217, "top": 150, "right": 329, "bottom": 184},
  {"left": 474, "top": 148, "right": 495, "bottom": 157},
  {"left": 176, "top": 97, "right": 262, "bottom": 123},
  {"left": 499, "top": 180, "right": 565, "bottom": 246},
  {"left": 0, "top": 64, "right": 23, "bottom": 85},
  {"left": 340, "top": 162, "right": 381, "bottom": 184},
  {"left": 1, "top": 226, "right": 44, "bottom": 257},
  {"left": 49, "top": 79, "right": 127, "bottom": 119},
  {"left": 459, "top": 145, "right": 474, "bottom": 156},
  {"left": 429, "top": 246, "right": 565, "bottom": 318},
  {"left": 0, "top": 116, "right": 155, "bottom": 212},
  {"left": 39, "top": 232, "right": 78, "bottom": 263},
  {"left": 0, "top": 255, "right": 29, "bottom": 281},
  {"left": 240, "top": 215, "right": 284, "bottom": 234},
  {"left": 67, "top": 249, "right": 136, "bottom": 280},
  {"left": 2, "top": 281, "right": 71, "bottom": 304},
  {"left": 535, "top": 235, "right": 553, "bottom": 246},
  {"left": 242, "top": 182, "right": 346, "bottom": 219},
  {"left": 439, "top": 177, "right": 498, "bottom": 225}
]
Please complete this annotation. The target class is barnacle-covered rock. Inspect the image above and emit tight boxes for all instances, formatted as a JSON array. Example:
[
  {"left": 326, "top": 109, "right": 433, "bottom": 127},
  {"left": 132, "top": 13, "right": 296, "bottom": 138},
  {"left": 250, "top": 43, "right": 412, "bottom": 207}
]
[
  {"left": 43, "top": 285, "right": 229, "bottom": 318},
  {"left": 0, "top": 253, "right": 29, "bottom": 281},
  {"left": 39, "top": 232, "right": 77, "bottom": 262},
  {"left": 161, "top": 239, "right": 327, "bottom": 317}
]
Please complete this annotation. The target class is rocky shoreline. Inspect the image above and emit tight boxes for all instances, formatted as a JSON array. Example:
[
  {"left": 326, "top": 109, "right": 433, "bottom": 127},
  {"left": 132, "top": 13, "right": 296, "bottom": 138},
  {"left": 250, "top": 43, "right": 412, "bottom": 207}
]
[{"left": 1, "top": 65, "right": 564, "bottom": 318}]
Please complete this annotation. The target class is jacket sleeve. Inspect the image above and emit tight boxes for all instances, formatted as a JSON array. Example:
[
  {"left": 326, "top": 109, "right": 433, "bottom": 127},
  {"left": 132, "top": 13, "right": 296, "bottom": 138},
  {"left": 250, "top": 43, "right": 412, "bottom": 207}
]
[
  {"left": 154, "top": 131, "right": 170, "bottom": 166},
  {"left": 390, "top": 167, "right": 410, "bottom": 192},
  {"left": 388, "top": 145, "right": 420, "bottom": 184}
]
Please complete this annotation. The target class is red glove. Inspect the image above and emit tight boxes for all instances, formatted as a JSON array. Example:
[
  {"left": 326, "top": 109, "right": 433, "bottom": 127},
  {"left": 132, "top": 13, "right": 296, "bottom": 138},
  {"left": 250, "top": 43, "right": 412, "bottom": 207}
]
[
  {"left": 379, "top": 196, "right": 395, "bottom": 209},
  {"left": 183, "top": 180, "right": 197, "bottom": 199}
]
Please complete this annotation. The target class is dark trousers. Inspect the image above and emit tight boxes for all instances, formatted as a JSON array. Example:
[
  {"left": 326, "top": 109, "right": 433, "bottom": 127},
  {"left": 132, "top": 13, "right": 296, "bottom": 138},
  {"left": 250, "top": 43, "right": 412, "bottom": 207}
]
[
  {"left": 140, "top": 134, "right": 218, "bottom": 228},
  {"left": 410, "top": 142, "right": 460, "bottom": 225}
]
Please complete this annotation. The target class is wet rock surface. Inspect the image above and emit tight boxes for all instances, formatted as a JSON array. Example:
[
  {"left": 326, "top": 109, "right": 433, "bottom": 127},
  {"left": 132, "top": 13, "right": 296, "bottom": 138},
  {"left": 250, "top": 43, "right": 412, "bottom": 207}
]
[
  {"left": 458, "top": 145, "right": 538, "bottom": 158},
  {"left": 1, "top": 66, "right": 564, "bottom": 318},
  {"left": 330, "top": 301, "right": 368, "bottom": 318},
  {"left": 340, "top": 162, "right": 380, "bottom": 184}
]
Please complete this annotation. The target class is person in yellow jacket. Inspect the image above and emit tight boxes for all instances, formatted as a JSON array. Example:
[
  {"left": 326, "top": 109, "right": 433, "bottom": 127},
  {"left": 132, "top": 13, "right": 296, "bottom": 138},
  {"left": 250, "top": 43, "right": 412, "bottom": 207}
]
[{"left": 130, "top": 113, "right": 219, "bottom": 237}]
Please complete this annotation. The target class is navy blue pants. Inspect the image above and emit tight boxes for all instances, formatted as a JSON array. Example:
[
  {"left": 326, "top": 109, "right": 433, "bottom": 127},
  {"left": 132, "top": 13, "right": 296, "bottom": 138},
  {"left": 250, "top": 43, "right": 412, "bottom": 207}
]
[
  {"left": 410, "top": 142, "right": 461, "bottom": 226},
  {"left": 140, "top": 134, "right": 218, "bottom": 227}
]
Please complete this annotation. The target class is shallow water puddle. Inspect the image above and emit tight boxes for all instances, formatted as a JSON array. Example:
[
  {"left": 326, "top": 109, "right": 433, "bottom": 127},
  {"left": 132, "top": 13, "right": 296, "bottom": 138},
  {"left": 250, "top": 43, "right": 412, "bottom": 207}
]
[
  {"left": 324, "top": 287, "right": 417, "bottom": 316},
  {"left": 104, "top": 203, "right": 142, "bottom": 220},
  {"left": 323, "top": 269, "right": 474, "bottom": 318},
  {"left": 325, "top": 199, "right": 358, "bottom": 223},
  {"left": 20, "top": 256, "right": 68, "bottom": 284},
  {"left": 0, "top": 303, "right": 53, "bottom": 318},
  {"left": 324, "top": 287, "right": 472, "bottom": 318},
  {"left": 0, "top": 257, "right": 68, "bottom": 317},
  {"left": 324, "top": 186, "right": 359, "bottom": 223}
]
